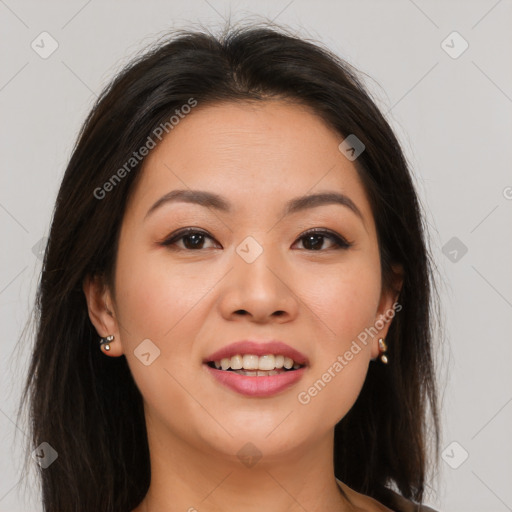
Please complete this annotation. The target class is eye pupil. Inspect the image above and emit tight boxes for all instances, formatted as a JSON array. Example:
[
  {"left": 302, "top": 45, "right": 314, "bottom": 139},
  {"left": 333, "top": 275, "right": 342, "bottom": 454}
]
[
  {"left": 163, "top": 229, "right": 349, "bottom": 252},
  {"left": 303, "top": 235, "right": 323, "bottom": 250},
  {"left": 183, "top": 233, "right": 204, "bottom": 249}
]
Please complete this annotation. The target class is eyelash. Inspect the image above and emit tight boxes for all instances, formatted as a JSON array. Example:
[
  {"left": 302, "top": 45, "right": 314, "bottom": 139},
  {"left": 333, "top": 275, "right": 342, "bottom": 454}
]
[{"left": 160, "top": 227, "right": 353, "bottom": 251}]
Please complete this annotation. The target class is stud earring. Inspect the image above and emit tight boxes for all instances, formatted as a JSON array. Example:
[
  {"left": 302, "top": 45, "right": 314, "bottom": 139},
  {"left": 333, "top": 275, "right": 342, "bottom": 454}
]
[
  {"left": 378, "top": 337, "right": 388, "bottom": 364},
  {"left": 99, "top": 334, "right": 114, "bottom": 352}
]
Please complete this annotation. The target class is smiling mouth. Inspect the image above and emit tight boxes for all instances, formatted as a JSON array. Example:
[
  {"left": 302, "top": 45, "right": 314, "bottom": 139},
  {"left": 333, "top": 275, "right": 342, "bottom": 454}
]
[{"left": 205, "top": 354, "right": 306, "bottom": 377}]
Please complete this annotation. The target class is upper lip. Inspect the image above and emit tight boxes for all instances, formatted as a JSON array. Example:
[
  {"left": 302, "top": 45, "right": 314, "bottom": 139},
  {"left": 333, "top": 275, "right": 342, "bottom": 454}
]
[{"left": 204, "top": 340, "right": 309, "bottom": 366}]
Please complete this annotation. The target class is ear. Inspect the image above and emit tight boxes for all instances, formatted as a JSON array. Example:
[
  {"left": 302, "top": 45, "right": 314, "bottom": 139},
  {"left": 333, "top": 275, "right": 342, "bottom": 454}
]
[
  {"left": 82, "top": 274, "right": 124, "bottom": 357},
  {"left": 370, "top": 264, "right": 404, "bottom": 360}
]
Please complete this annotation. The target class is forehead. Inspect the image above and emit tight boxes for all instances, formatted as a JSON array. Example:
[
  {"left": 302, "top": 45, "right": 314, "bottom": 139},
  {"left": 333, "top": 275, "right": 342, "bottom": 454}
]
[{"left": 126, "top": 100, "right": 374, "bottom": 226}]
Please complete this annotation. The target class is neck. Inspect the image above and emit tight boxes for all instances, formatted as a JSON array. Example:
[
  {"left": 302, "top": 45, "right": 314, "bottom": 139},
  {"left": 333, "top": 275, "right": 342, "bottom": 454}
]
[{"left": 135, "top": 421, "right": 355, "bottom": 512}]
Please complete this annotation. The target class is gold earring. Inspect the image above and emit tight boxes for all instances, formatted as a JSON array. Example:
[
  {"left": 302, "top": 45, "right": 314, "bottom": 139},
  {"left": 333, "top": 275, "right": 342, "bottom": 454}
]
[
  {"left": 99, "top": 334, "right": 114, "bottom": 352},
  {"left": 378, "top": 338, "right": 388, "bottom": 364}
]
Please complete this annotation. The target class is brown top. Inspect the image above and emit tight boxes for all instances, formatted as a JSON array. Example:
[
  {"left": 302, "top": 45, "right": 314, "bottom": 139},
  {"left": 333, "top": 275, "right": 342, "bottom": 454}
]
[{"left": 335, "top": 478, "right": 439, "bottom": 512}]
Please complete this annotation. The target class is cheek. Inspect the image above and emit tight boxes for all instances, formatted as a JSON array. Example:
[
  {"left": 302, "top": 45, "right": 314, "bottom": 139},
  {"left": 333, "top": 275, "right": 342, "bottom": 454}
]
[
  {"left": 298, "top": 354, "right": 370, "bottom": 432},
  {"left": 295, "top": 257, "right": 381, "bottom": 421},
  {"left": 114, "top": 243, "right": 211, "bottom": 338},
  {"left": 300, "top": 255, "right": 382, "bottom": 346},
  {"left": 112, "top": 245, "right": 202, "bottom": 408}
]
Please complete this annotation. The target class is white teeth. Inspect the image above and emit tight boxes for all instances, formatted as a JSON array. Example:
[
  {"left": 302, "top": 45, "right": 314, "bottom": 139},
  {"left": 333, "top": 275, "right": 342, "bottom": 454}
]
[
  {"left": 242, "top": 354, "right": 259, "bottom": 370},
  {"left": 258, "top": 354, "right": 276, "bottom": 370},
  {"left": 212, "top": 354, "right": 303, "bottom": 371},
  {"left": 230, "top": 354, "right": 243, "bottom": 370},
  {"left": 231, "top": 369, "right": 282, "bottom": 376}
]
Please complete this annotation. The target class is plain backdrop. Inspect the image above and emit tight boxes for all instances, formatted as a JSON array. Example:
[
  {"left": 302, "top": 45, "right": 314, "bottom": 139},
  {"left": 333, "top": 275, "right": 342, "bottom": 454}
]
[{"left": 1, "top": 1, "right": 511, "bottom": 511}]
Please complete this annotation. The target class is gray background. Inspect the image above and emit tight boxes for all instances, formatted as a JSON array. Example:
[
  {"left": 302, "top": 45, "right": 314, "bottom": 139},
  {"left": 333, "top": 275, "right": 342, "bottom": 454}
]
[{"left": 1, "top": 1, "right": 511, "bottom": 511}]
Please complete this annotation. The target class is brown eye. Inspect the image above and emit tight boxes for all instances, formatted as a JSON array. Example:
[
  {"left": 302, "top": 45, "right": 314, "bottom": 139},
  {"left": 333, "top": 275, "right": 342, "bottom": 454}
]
[
  {"left": 161, "top": 228, "right": 219, "bottom": 250},
  {"left": 160, "top": 227, "right": 352, "bottom": 252},
  {"left": 294, "top": 229, "right": 352, "bottom": 251}
]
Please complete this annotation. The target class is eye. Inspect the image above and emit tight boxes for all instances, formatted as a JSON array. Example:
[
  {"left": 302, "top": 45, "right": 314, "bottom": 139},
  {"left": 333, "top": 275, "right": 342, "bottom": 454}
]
[
  {"left": 160, "top": 227, "right": 353, "bottom": 252},
  {"left": 160, "top": 228, "right": 219, "bottom": 250},
  {"left": 293, "top": 228, "right": 352, "bottom": 251}
]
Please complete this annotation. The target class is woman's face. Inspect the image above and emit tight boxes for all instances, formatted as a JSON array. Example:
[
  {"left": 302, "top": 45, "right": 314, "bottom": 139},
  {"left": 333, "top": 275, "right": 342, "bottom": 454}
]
[{"left": 89, "top": 100, "right": 401, "bottom": 464}]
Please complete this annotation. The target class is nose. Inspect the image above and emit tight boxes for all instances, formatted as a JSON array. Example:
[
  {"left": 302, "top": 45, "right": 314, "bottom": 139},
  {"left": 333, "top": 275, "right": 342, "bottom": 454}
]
[{"left": 218, "top": 246, "right": 299, "bottom": 324}]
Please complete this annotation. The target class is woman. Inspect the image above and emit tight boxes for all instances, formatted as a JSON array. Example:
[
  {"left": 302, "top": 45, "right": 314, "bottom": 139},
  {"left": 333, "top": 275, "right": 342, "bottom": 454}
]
[{"left": 17, "top": 21, "right": 442, "bottom": 511}]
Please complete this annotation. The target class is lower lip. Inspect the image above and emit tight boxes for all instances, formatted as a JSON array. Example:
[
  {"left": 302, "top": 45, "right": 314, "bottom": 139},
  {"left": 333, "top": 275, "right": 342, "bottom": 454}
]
[{"left": 204, "top": 364, "right": 306, "bottom": 397}]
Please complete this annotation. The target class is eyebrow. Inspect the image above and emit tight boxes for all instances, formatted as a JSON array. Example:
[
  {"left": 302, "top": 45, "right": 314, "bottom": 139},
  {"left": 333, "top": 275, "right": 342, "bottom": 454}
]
[{"left": 144, "top": 189, "right": 365, "bottom": 224}]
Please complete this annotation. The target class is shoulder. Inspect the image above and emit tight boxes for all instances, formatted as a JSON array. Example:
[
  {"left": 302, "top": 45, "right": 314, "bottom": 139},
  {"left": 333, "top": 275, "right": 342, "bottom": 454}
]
[
  {"left": 335, "top": 478, "right": 439, "bottom": 512},
  {"left": 379, "top": 487, "right": 439, "bottom": 512}
]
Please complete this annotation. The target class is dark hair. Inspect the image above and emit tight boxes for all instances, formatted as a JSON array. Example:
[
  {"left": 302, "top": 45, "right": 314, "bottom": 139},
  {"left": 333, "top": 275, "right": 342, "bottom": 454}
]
[{"left": 15, "top": 19, "right": 442, "bottom": 511}]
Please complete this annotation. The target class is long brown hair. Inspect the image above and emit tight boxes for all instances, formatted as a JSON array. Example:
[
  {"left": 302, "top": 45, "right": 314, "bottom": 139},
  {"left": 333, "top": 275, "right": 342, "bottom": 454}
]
[{"left": 15, "top": 20, "right": 442, "bottom": 511}]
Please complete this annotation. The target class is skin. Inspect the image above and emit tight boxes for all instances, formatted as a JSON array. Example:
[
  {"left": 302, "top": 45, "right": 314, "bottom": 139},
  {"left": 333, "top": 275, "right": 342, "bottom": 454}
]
[{"left": 84, "top": 100, "right": 402, "bottom": 512}]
